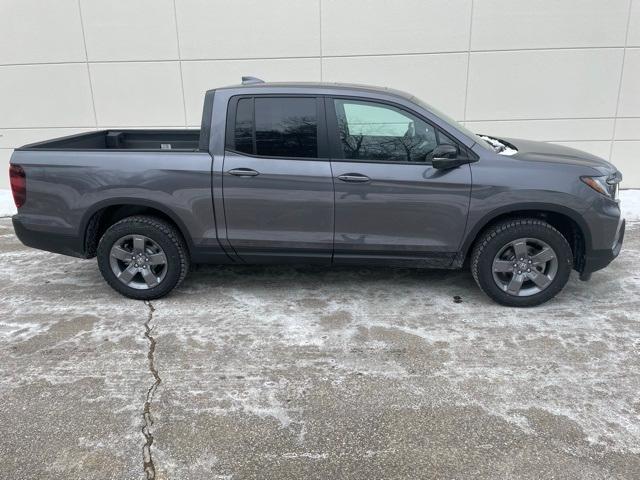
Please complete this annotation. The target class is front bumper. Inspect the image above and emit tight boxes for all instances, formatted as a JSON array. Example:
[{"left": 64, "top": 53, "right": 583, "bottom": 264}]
[{"left": 580, "top": 217, "right": 625, "bottom": 280}]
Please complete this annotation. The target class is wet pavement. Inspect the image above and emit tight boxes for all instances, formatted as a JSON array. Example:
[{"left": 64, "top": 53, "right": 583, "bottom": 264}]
[{"left": 0, "top": 217, "right": 639, "bottom": 479}]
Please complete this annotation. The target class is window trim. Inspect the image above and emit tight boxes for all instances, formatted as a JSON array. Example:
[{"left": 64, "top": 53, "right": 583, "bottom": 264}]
[
  {"left": 225, "top": 94, "right": 329, "bottom": 160},
  {"left": 226, "top": 96, "right": 254, "bottom": 155},
  {"left": 325, "top": 96, "right": 477, "bottom": 165}
]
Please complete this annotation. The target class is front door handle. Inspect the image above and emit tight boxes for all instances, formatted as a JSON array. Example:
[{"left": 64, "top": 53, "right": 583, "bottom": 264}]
[
  {"left": 227, "top": 168, "right": 259, "bottom": 177},
  {"left": 337, "top": 173, "right": 370, "bottom": 183}
]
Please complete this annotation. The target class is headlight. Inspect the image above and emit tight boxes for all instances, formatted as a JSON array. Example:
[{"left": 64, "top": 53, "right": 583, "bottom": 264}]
[{"left": 581, "top": 175, "right": 620, "bottom": 200}]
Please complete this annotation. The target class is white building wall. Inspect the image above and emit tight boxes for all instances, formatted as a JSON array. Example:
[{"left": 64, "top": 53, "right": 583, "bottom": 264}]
[{"left": 1, "top": 0, "right": 639, "bottom": 188}]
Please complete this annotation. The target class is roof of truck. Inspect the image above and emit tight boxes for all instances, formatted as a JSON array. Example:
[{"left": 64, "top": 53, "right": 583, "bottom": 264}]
[
  {"left": 213, "top": 81, "right": 415, "bottom": 101},
  {"left": 208, "top": 80, "right": 481, "bottom": 150}
]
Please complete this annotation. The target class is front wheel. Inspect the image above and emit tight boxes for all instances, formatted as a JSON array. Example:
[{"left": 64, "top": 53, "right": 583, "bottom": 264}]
[
  {"left": 471, "top": 219, "right": 573, "bottom": 307},
  {"left": 97, "top": 215, "right": 189, "bottom": 300}
]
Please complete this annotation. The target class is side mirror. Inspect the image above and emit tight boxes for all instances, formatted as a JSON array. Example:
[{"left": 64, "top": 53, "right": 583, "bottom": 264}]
[{"left": 431, "top": 144, "right": 467, "bottom": 170}]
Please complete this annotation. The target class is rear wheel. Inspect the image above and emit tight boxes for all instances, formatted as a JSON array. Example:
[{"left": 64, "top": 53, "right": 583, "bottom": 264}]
[
  {"left": 97, "top": 215, "right": 189, "bottom": 300},
  {"left": 471, "top": 218, "right": 572, "bottom": 307}
]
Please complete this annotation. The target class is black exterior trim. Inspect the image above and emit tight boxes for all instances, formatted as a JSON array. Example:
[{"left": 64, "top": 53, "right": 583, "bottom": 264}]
[
  {"left": 333, "top": 251, "right": 457, "bottom": 268},
  {"left": 582, "top": 218, "right": 624, "bottom": 275},
  {"left": 12, "top": 216, "right": 85, "bottom": 258},
  {"left": 199, "top": 89, "right": 215, "bottom": 151}
]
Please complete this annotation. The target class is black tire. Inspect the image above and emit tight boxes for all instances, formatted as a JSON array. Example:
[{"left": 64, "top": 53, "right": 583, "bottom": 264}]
[
  {"left": 470, "top": 218, "right": 573, "bottom": 307},
  {"left": 97, "top": 215, "right": 189, "bottom": 300}
]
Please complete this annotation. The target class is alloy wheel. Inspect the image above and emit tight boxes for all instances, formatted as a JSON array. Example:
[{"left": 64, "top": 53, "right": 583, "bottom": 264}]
[
  {"left": 491, "top": 237, "right": 558, "bottom": 297},
  {"left": 109, "top": 235, "right": 168, "bottom": 290}
]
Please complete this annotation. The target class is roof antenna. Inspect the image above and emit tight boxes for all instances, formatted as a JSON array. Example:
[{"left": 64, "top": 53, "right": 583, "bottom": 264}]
[{"left": 242, "top": 76, "right": 265, "bottom": 85}]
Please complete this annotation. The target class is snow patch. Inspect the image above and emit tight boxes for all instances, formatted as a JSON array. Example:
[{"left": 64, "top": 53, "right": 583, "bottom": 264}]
[
  {"left": 225, "top": 384, "right": 298, "bottom": 429},
  {"left": 479, "top": 135, "right": 518, "bottom": 156},
  {"left": 620, "top": 189, "right": 640, "bottom": 223},
  {"left": 0, "top": 190, "right": 17, "bottom": 217},
  {"left": 0, "top": 321, "right": 50, "bottom": 340}
]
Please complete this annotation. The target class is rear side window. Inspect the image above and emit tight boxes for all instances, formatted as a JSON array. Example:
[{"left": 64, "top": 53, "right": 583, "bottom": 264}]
[
  {"left": 234, "top": 98, "right": 253, "bottom": 154},
  {"left": 228, "top": 97, "right": 318, "bottom": 158}
]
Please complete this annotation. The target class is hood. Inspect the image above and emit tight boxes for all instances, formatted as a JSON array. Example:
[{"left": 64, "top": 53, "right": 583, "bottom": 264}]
[{"left": 493, "top": 136, "right": 617, "bottom": 172}]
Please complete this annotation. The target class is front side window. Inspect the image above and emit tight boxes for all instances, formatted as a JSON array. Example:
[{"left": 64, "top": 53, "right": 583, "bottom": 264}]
[{"left": 334, "top": 99, "right": 442, "bottom": 162}]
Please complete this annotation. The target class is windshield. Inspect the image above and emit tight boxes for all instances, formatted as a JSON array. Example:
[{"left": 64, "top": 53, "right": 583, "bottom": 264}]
[{"left": 410, "top": 96, "right": 493, "bottom": 151}]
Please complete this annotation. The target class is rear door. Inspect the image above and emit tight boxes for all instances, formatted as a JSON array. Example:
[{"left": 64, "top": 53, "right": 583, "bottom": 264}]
[
  {"left": 222, "top": 95, "right": 334, "bottom": 264},
  {"left": 327, "top": 97, "right": 472, "bottom": 266}
]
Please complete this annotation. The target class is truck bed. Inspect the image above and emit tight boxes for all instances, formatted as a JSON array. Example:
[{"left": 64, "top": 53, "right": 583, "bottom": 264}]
[{"left": 19, "top": 129, "right": 202, "bottom": 151}]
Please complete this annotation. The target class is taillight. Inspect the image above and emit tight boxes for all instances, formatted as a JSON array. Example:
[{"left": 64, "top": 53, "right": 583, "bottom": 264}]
[{"left": 9, "top": 164, "right": 26, "bottom": 208}]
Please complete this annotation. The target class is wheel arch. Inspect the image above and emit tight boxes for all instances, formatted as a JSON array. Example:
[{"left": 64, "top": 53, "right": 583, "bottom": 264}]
[
  {"left": 461, "top": 203, "right": 591, "bottom": 271},
  {"left": 81, "top": 198, "right": 193, "bottom": 259}
]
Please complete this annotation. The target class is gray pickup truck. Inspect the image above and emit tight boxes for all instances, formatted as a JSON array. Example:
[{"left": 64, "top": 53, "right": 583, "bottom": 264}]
[{"left": 9, "top": 78, "right": 625, "bottom": 306}]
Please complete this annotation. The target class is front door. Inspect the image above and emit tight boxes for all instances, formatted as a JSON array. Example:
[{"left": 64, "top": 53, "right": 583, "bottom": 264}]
[
  {"left": 328, "top": 97, "right": 472, "bottom": 267},
  {"left": 222, "top": 96, "right": 334, "bottom": 264}
]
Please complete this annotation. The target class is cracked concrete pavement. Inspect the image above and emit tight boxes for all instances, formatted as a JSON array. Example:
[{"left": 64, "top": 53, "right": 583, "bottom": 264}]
[{"left": 0, "top": 217, "right": 639, "bottom": 479}]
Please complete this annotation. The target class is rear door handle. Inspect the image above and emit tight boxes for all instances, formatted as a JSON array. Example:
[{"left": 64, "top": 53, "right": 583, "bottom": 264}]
[
  {"left": 337, "top": 173, "right": 370, "bottom": 183},
  {"left": 227, "top": 168, "right": 259, "bottom": 177}
]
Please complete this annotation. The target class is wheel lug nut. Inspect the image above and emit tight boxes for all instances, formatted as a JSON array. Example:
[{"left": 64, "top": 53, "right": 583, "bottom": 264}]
[
  {"left": 519, "top": 257, "right": 524, "bottom": 261},
  {"left": 518, "top": 270, "right": 522, "bottom": 274},
  {"left": 527, "top": 268, "right": 531, "bottom": 272}
]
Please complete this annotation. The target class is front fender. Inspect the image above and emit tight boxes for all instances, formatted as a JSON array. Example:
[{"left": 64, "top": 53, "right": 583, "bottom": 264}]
[{"left": 460, "top": 195, "right": 592, "bottom": 259}]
